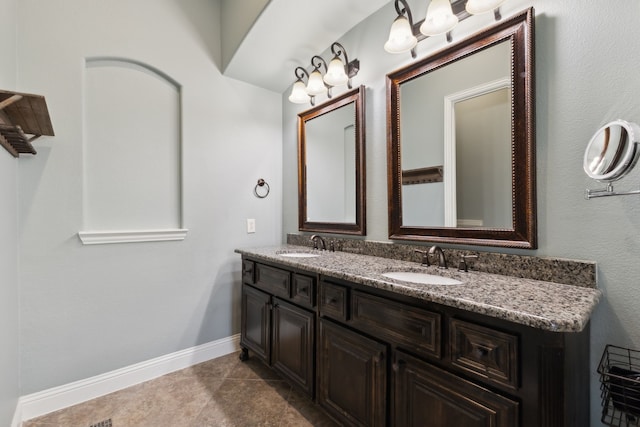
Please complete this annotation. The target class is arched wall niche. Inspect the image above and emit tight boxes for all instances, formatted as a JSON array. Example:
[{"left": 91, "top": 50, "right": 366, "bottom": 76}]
[{"left": 79, "top": 57, "right": 186, "bottom": 245}]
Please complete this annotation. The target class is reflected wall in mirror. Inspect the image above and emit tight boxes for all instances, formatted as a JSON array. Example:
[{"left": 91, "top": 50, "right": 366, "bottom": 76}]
[
  {"left": 387, "top": 8, "right": 535, "bottom": 248},
  {"left": 298, "top": 85, "right": 366, "bottom": 235}
]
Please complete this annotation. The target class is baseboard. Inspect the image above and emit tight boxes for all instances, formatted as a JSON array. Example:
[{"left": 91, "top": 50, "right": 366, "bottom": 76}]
[
  {"left": 16, "top": 334, "right": 240, "bottom": 424},
  {"left": 11, "top": 401, "right": 22, "bottom": 427}
]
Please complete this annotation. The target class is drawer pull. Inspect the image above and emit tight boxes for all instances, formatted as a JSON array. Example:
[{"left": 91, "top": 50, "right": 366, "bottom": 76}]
[
  {"left": 299, "top": 286, "right": 308, "bottom": 293},
  {"left": 393, "top": 359, "right": 406, "bottom": 372},
  {"left": 326, "top": 297, "right": 338, "bottom": 305},
  {"left": 473, "top": 346, "right": 490, "bottom": 359}
]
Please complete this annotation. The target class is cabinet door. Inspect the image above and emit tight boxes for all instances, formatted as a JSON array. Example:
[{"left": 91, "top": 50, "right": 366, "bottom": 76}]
[
  {"left": 393, "top": 350, "right": 519, "bottom": 427},
  {"left": 318, "top": 319, "right": 387, "bottom": 427},
  {"left": 240, "top": 284, "right": 271, "bottom": 363},
  {"left": 272, "top": 298, "right": 315, "bottom": 397}
]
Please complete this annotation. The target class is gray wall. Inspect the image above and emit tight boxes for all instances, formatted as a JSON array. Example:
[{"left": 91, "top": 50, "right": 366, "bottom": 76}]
[
  {"left": 17, "top": 0, "right": 282, "bottom": 394},
  {"left": 0, "top": 0, "right": 19, "bottom": 424},
  {"left": 283, "top": 1, "right": 640, "bottom": 424},
  {"left": 220, "top": 0, "right": 270, "bottom": 71}
]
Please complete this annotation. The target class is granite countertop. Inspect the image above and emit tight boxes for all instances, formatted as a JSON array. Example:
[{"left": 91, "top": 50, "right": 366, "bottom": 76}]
[{"left": 236, "top": 245, "right": 601, "bottom": 333}]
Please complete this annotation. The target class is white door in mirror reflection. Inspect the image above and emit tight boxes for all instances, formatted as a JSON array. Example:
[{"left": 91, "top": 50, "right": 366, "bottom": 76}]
[
  {"left": 306, "top": 102, "right": 356, "bottom": 223},
  {"left": 446, "top": 79, "right": 512, "bottom": 229}
]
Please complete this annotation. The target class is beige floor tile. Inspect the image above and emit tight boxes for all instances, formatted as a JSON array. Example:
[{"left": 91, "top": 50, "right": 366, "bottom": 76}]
[{"left": 22, "top": 351, "right": 340, "bottom": 427}]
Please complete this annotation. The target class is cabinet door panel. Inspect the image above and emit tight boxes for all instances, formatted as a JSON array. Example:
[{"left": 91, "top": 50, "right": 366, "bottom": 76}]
[
  {"left": 240, "top": 284, "right": 271, "bottom": 362},
  {"left": 393, "top": 350, "right": 519, "bottom": 427},
  {"left": 318, "top": 319, "right": 387, "bottom": 427},
  {"left": 272, "top": 298, "right": 315, "bottom": 396}
]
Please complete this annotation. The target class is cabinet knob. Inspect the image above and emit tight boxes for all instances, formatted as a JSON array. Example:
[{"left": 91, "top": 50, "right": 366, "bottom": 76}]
[
  {"left": 392, "top": 359, "right": 406, "bottom": 372},
  {"left": 473, "top": 346, "right": 490, "bottom": 358}
]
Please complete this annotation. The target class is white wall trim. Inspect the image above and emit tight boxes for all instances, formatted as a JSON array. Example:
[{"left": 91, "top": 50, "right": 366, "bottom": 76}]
[
  {"left": 10, "top": 403, "right": 22, "bottom": 427},
  {"left": 77, "top": 228, "right": 189, "bottom": 245},
  {"left": 16, "top": 334, "right": 240, "bottom": 424}
]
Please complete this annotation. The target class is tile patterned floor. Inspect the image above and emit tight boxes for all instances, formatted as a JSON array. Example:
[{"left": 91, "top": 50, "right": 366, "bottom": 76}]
[{"left": 23, "top": 352, "right": 339, "bottom": 427}]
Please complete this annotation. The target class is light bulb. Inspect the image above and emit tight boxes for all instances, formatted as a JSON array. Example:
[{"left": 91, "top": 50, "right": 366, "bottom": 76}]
[
  {"left": 465, "top": 0, "right": 506, "bottom": 15},
  {"left": 384, "top": 15, "right": 418, "bottom": 54},
  {"left": 324, "top": 57, "right": 349, "bottom": 87},
  {"left": 420, "top": 0, "right": 458, "bottom": 36},
  {"left": 288, "top": 80, "right": 310, "bottom": 104},
  {"left": 306, "top": 70, "right": 326, "bottom": 96}
]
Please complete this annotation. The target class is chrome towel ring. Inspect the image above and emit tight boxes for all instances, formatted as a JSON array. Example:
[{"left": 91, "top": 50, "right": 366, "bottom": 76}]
[{"left": 254, "top": 179, "right": 270, "bottom": 198}]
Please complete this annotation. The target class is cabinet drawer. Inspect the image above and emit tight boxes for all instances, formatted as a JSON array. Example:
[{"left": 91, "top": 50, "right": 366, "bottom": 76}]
[
  {"left": 393, "top": 350, "right": 519, "bottom": 427},
  {"left": 319, "top": 281, "right": 348, "bottom": 322},
  {"left": 450, "top": 318, "right": 519, "bottom": 390},
  {"left": 351, "top": 291, "right": 441, "bottom": 359},
  {"left": 291, "top": 274, "right": 315, "bottom": 308},
  {"left": 255, "top": 264, "right": 291, "bottom": 299},
  {"left": 242, "top": 259, "right": 255, "bottom": 284}
]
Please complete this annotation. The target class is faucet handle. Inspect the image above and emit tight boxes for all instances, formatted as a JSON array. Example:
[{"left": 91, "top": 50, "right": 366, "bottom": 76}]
[
  {"left": 414, "top": 249, "right": 430, "bottom": 266},
  {"left": 458, "top": 254, "right": 479, "bottom": 272}
]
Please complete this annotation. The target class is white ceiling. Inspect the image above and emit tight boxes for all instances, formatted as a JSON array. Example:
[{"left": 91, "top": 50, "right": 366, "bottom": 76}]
[{"left": 222, "top": 0, "right": 391, "bottom": 94}]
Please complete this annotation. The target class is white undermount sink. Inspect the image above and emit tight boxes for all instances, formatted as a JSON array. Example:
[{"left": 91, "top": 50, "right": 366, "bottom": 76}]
[
  {"left": 277, "top": 252, "right": 320, "bottom": 258},
  {"left": 382, "top": 271, "right": 463, "bottom": 286}
]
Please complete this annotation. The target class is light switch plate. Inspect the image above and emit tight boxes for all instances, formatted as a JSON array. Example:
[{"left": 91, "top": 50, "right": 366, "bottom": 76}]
[{"left": 247, "top": 218, "right": 256, "bottom": 233}]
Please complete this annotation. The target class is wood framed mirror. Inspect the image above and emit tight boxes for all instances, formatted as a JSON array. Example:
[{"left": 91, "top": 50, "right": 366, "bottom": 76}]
[
  {"left": 298, "top": 85, "right": 366, "bottom": 235},
  {"left": 387, "top": 8, "right": 535, "bottom": 249}
]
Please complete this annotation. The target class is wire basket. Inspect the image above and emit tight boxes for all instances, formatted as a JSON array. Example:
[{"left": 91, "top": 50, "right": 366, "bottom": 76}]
[{"left": 599, "top": 345, "right": 640, "bottom": 426}]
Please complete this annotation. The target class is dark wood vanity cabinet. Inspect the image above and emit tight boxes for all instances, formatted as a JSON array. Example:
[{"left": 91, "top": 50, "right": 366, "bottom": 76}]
[
  {"left": 315, "top": 276, "right": 589, "bottom": 427},
  {"left": 271, "top": 298, "right": 314, "bottom": 395},
  {"left": 240, "top": 256, "right": 591, "bottom": 427},
  {"left": 318, "top": 318, "right": 387, "bottom": 426},
  {"left": 392, "top": 350, "right": 519, "bottom": 427},
  {"left": 240, "top": 259, "right": 316, "bottom": 397},
  {"left": 240, "top": 284, "right": 271, "bottom": 362}
]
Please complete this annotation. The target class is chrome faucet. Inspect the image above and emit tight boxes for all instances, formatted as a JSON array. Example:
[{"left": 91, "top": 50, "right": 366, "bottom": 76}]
[
  {"left": 428, "top": 245, "right": 448, "bottom": 269},
  {"left": 310, "top": 234, "right": 326, "bottom": 250}
]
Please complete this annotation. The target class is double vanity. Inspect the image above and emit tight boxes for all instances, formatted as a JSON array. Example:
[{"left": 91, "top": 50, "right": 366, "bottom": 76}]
[
  {"left": 236, "top": 244, "right": 600, "bottom": 427},
  {"left": 266, "top": 5, "right": 603, "bottom": 426}
]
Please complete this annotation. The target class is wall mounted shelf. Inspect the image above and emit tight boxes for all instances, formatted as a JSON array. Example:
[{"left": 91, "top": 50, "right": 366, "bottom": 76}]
[
  {"left": 401, "top": 165, "right": 444, "bottom": 185},
  {"left": 0, "top": 89, "right": 54, "bottom": 157}
]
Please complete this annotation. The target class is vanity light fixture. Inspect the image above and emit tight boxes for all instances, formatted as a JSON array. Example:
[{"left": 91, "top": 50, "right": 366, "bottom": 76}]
[
  {"left": 384, "top": 0, "right": 419, "bottom": 57},
  {"left": 306, "top": 55, "right": 330, "bottom": 97},
  {"left": 384, "top": 0, "right": 508, "bottom": 56},
  {"left": 466, "top": 0, "right": 506, "bottom": 19},
  {"left": 288, "top": 42, "right": 360, "bottom": 106},
  {"left": 288, "top": 67, "right": 313, "bottom": 105},
  {"left": 420, "top": 0, "right": 459, "bottom": 39},
  {"left": 324, "top": 42, "right": 360, "bottom": 89}
]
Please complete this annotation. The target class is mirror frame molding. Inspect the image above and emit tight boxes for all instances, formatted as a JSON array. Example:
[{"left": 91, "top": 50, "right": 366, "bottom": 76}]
[
  {"left": 386, "top": 8, "right": 536, "bottom": 249},
  {"left": 298, "top": 85, "right": 366, "bottom": 235}
]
